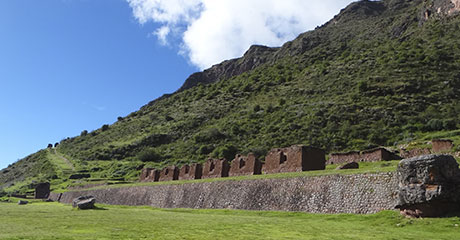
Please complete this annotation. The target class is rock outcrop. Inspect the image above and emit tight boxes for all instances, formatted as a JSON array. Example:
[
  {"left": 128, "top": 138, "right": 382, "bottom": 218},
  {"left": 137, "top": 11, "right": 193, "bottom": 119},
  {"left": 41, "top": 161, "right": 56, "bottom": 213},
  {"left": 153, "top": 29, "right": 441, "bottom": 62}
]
[{"left": 396, "top": 154, "right": 460, "bottom": 217}]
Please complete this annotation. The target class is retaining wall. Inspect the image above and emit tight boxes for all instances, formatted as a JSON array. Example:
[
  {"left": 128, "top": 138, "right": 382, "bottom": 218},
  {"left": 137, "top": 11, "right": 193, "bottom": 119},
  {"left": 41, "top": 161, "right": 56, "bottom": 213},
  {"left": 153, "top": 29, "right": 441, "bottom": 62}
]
[{"left": 50, "top": 172, "right": 398, "bottom": 214}]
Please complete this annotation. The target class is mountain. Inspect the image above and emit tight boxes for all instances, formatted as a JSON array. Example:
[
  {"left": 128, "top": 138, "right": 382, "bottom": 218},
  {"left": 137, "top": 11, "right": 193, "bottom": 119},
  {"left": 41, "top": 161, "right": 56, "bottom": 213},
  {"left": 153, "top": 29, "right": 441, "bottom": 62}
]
[{"left": 1, "top": 0, "right": 460, "bottom": 194}]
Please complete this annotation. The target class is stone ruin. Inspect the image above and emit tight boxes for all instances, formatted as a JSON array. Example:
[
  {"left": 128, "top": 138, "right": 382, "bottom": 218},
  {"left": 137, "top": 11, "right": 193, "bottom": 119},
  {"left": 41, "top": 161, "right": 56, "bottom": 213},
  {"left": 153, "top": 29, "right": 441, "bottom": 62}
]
[
  {"left": 400, "top": 139, "right": 455, "bottom": 158},
  {"left": 35, "top": 182, "right": 50, "bottom": 199},
  {"left": 158, "top": 166, "right": 179, "bottom": 182},
  {"left": 179, "top": 163, "right": 203, "bottom": 180},
  {"left": 139, "top": 145, "right": 326, "bottom": 182},
  {"left": 202, "top": 158, "right": 230, "bottom": 179},
  {"left": 229, "top": 153, "right": 262, "bottom": 177},
  {"left": 397, "top": 154, "right": 460, "bottom": 217},
  {"left": 139, "top": 168, "right": 160, "bottom": 182},
  {"left": 328, "top": 151, "right": 360, "bottom": 165},
  {"left": 400, "top": 148, "right": 432, "bottom": 159},
  {"left": 327, "top": 148, "right": 400, "bottom": 165},
  {"left": 263, "top": 145, "right": 325, "bottom": 174},
  {"left": 432, "top": 139, "right": 454, "bottom": 153}
]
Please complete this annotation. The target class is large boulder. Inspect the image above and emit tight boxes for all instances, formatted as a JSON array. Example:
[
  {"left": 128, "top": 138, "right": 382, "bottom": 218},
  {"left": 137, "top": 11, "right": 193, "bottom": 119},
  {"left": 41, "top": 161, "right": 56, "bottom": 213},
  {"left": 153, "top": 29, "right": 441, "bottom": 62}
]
[
  {"left": 396, "top": 154, "right": 460, "bottom": 217},
  {"left": 336, "top": 162, "right": 359, "bottom": 170},
  {"left": 35, "top": 182, "right": 50, "bottom": 199},
  {"left": 72, "top": 196, "right": 96, "bottom": 210}
]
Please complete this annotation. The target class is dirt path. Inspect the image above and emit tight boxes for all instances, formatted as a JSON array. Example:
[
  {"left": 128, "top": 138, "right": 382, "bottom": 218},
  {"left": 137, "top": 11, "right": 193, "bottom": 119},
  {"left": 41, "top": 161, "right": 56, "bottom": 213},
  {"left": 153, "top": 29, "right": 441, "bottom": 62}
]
[{"left": 53, "top": 148, "right": 75, "bottom": 171}]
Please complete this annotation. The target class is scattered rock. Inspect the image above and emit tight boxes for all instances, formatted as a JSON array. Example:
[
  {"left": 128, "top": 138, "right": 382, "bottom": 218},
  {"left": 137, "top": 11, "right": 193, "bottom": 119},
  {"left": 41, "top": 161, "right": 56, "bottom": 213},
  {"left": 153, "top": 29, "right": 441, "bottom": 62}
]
[
  {"left": 72, "top": 196, "right": 96, "bottom": 210},
  {"left": 396, "top": 154, "right": 460, "bottom": 217},
  {"left": 17, "top": 200, "right": 28, "bottom": 205},
  {"left": 336, "top": 162, "right": 359, "bottom": 170}
]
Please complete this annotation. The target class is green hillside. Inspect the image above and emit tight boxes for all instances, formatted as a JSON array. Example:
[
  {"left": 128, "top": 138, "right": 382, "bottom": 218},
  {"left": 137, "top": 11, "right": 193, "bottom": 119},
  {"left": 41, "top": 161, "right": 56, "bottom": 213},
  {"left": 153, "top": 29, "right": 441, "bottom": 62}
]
[{"left": 1, "top": 0, "right": 460, "bottom": 194}]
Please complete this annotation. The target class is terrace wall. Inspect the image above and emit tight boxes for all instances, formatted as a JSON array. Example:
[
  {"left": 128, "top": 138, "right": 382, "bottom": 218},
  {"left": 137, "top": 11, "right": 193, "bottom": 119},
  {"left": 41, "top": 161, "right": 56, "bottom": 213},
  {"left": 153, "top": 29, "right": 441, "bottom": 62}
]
[
  {"left": 50, "top": 172, "right": 398, "bottom": 214},
  {"left": 179, "top": 164, "right": 202, "bottom": 180}
]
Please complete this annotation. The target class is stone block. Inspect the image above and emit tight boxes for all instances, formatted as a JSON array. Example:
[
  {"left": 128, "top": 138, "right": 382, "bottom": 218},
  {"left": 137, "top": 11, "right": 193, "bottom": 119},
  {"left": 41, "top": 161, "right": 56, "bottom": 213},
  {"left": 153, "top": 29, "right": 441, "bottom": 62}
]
[{"left": 35, "top": 182, "right": 50, "bottom": 199}]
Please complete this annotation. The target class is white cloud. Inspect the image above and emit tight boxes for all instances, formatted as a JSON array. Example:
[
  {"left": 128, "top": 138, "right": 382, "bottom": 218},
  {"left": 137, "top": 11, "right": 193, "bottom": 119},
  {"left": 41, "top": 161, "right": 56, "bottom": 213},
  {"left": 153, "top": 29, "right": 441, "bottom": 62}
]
[{"left": 127, "top": 0, "right": 355, "bottom": 69}]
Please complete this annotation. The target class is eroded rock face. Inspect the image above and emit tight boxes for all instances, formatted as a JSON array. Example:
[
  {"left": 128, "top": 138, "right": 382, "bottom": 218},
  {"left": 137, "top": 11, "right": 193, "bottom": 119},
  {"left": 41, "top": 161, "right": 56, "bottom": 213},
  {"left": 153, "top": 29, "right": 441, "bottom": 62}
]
[
  {"left": 72, "top": 196, "right": 96, "bottom": 210},
  {"left": 397, "top": 154, "right": 460, "bottom": 217}
]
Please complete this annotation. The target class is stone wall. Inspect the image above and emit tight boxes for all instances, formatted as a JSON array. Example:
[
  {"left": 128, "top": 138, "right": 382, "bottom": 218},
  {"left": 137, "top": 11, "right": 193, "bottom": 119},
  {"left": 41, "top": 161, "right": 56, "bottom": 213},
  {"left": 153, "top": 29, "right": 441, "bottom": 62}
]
[
  {"left": 432, "top": 139, "right": 454, "bottom": 153},
  {"left": 158, "top": 166, "right": 179, "bottom": 182},
  {"left": 263, "top": 145, "right": 325, "bottom": 174},
  {"left": 400, "top": 148, "right": 431, "bottom": 159},
  {"left": 49, "top": 172, "right": 398, "bottom": 214},
  {"left": 179, "top": 164, "right": 202, "bottom": 180},
  {"left": 229, "top": 154, "right": 262, "bottom": 177},
  {"left": 202, "top": 159, "right": 230, "bottom": 179},
  {"left": 328, "top": 151, "right": 360, "bottom": 165},
  {"left": 139, "top": 168, "right": 159, "bottom": 182},
  {"left": 327, "top": 148, "right": 400, "bottom": 165}
]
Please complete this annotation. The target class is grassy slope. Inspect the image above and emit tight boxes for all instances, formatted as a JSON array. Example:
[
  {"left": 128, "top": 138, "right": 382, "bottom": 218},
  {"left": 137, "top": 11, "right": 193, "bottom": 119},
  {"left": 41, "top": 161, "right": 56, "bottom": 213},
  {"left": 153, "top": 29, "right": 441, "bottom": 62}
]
[{"left": 0, "top": 202, "right": 459, "bottom": 240}]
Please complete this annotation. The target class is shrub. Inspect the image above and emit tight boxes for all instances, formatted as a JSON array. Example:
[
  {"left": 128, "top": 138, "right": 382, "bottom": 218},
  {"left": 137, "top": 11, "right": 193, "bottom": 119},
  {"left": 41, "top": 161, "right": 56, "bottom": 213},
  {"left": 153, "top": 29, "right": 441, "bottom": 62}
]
[
  {"left": 102, "top": 124, "right": 110, "bottom": 131},
  {"left": 80, "top": 130, "right": 88, "bottom": 137},
  {"left": 211, "top": 144, "right": 238, "bottom": 160},
  {"left": 137, "top": 148, "right": 162, "bottom": 162}
]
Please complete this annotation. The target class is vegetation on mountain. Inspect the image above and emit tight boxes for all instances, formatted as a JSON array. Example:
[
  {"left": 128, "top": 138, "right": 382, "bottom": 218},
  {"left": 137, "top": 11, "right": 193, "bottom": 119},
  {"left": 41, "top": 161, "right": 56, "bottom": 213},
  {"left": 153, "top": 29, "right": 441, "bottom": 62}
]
[{"left": 1, "top": 0, "right": 460, "bottom": 193}]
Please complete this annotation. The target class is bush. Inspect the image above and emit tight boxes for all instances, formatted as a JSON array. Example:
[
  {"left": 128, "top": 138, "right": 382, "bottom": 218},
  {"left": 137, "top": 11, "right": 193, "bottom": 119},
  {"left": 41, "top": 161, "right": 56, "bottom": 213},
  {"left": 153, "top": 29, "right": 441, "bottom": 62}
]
[
  {"left": 102, "top": 124, "right": 110, "bottom": 131},
  {"left": 137, "top": 148, "right": 162, "bottom": 162},
  {"left": 211, "top": 144, "right": 238, "bottom": 160},
  {"left": 80, "top": 130, "right": 88, "bottom": 137}
]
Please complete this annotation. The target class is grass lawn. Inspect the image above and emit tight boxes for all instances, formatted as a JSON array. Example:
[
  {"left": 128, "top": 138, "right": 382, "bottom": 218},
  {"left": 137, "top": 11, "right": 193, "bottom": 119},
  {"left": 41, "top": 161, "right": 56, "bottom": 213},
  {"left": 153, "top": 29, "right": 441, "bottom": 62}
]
[{"left": 0, "top": 202, "right": 459, "bottom": 240}]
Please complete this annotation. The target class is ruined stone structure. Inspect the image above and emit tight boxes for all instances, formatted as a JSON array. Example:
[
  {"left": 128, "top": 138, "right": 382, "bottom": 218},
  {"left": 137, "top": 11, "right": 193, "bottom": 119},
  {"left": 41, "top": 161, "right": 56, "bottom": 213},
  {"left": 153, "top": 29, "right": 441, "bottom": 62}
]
[
  {"left": 229, "top": 154, "right": 262, "bottom": 177},
  {"left": 327, "top": 148, "right": 400, "bottom": 165},
  {"left": 263, "top": 145, "right": 325, "bottom": 174},
  {"left": 327, "top": 151, "right": 360, "bottom": 165},
  {"left": 202, "top": 158, "right": 230, "bottom": 179},
  {"left": 158, "top": 166, "right": 179, "bottom": 182},
  {"left": 360, "top": 148, "right": 401, "bottom": 162},
  {"left": 139, "top": 168, "right": 160, "bottom": 182},
  {"left": 432, "top": 139, "right": 454, "bottom": 153},
  {"left": 35, "top": 182, "right": 50, "bottom": 199},
  {"left": 179, "top": 163, "right": 202, "bottom": 180}
]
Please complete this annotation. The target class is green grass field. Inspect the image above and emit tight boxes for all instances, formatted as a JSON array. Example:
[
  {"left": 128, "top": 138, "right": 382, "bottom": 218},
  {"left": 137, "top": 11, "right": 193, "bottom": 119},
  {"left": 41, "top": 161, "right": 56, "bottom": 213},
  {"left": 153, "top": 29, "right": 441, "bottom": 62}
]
[{"left": 1, "top": 202, "right": 459, "bottom": 240}]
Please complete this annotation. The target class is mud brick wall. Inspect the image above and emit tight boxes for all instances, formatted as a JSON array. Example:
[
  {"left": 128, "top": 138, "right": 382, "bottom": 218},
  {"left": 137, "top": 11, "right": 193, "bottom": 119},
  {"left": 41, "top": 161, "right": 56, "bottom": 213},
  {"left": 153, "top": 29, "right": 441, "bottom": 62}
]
[
  {"left": 50, "top": 172, "right": 398, "bottom": 214},
  {"left": 229, "top": 154, "right": 262, "bottom": 177},
  {"left": 179, "top": 164, "right": 202, "bottom": 180},
  {"left": 432, "top": 140, "right": 454, "bottom": 153},
  {"left": 139, "top": 168, "right": 159, "bottom": 182},
  {"left": 158, "top": 166, "right": 179, "bottom": 182},
  {"left": 400, "top": 148, "right": 431, "bottom": 159},
  {"left": 202, "top": 159, "right": 230, "bottom": 179},
  {"left": 327, "top": 151, "right": 360, "bottom": 165},
  {"left": 263, "top": 145, "right": 325, "bottom": 174}
]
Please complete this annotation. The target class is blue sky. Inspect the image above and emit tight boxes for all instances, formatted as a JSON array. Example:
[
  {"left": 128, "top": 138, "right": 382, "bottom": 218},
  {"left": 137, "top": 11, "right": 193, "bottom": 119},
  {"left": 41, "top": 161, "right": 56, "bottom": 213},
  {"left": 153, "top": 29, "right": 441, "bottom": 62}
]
[{"left": 0, "top": 0, "right": 354, "bottom": 169}]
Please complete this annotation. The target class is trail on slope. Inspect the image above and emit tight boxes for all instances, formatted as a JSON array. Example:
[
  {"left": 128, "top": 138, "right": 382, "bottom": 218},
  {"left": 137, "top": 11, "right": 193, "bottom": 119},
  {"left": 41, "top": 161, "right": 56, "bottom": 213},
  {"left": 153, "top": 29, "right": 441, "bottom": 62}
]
[{"left": 50, "top": 148, "right": 75, "bottom": 172}]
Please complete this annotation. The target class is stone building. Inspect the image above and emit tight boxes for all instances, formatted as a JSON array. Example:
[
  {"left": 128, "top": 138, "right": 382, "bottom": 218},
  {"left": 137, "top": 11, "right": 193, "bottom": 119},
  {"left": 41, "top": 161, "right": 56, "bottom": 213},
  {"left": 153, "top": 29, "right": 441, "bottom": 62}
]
[
  {"left": 229, "top": 153, "right": 262, "bottom": 177},
  {"left": 328, "top": 148, "right": 400, "bottom": 165},
  {"left": 178, "top": 163, "right": 203, "bottom": 180},
  {"left": 360, "top": 148, "right": 401, "bottom": 162},
  {"left": 327, "top": 151, "right": 360, "bottom": 165},
  {"left": 158, "top": 166, "right": 179, "bottom": 182},
  {"left": 432, "top": 139, "right": 454, "bottom": 153},
  {"left": 139, "top": 168, "right": 160, "bottom": 182},
  {"left": 263, "top": 145, "right": 325, "bottom": 174},
  {"left": 202, "top": 158, "right": 230, "bottom": 179}
]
